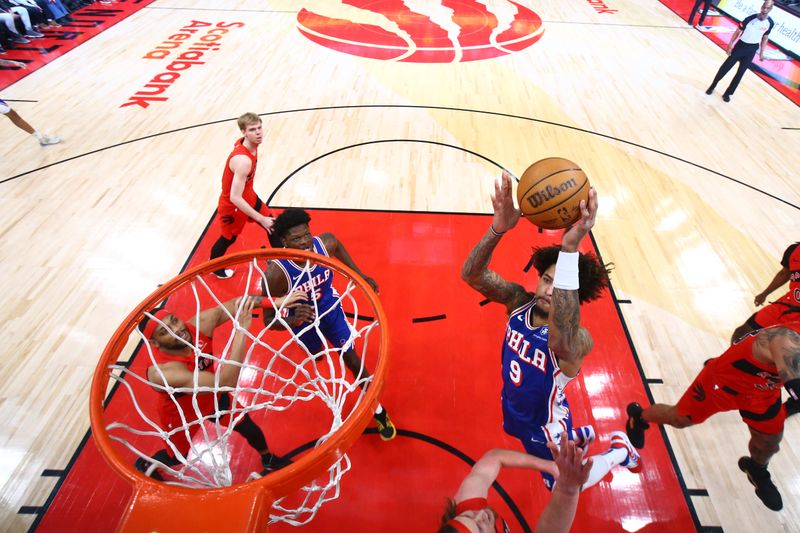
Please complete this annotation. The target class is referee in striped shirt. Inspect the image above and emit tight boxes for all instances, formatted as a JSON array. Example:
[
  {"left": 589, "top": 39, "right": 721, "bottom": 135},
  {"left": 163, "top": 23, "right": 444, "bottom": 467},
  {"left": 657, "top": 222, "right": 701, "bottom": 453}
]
[{"left": 706, "top": 1, "right": 775, "bottom": 102}]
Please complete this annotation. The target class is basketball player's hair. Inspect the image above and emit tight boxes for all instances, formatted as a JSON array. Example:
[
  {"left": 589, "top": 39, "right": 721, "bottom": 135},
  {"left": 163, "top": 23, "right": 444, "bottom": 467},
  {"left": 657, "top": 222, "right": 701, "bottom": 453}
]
[
  {"left": 237, "top": 112, "right": 262, "bottom": 131},
  {"left": 526, "top": 245, "right": 612, "bottom": 303},
  {"left": 137, "top": 307, "right": 165, "bottom": 339},
  {"left": 436, "top": 499, "right": 459, "bottom": 533},
  {"left": 272, "top": 208, "right": 312, "bottom": 241}
]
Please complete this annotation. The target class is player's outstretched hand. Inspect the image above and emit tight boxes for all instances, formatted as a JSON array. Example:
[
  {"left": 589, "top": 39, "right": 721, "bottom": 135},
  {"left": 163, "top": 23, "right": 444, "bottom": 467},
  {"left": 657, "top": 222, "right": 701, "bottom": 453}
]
[
  {"left": 548, "top": 438, "right": 591, "bottom": 493},
  {"left": 561, "top": 187, "right": 597, "bottom": 253},
  {"left": 754, "top": 292, "right": 767, "bottom": 307},
  {"left": 262, "top": 216, "right": 275, "bottom": 233},
  {"left": 290, "top": 303, "right": 316, "bottom": 326},
  {"left": 238, "top": 297, "right": 256, "bottom": 330},
  {"left": 278, "top": 289, "right": 310, "bottom": 308},
  {"left": 491, "top": 170, "right": 521, "bottom": 235}
]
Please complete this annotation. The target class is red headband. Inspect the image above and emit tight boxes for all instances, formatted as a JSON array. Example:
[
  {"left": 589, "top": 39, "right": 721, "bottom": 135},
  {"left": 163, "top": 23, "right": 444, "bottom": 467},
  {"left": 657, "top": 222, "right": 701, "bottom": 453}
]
[{"left": 142, "top": 309, "right": 171, "bottom": 340}]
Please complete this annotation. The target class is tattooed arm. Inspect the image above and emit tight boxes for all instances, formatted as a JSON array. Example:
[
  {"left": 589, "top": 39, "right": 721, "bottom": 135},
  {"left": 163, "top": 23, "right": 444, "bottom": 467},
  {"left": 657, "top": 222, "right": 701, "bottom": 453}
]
[
  {"left": 548, "top": 188, "right": 598, "bottom": 366},
  {"left": 758, "top": 326, "right": 800, "bottom": 385},
  {"left": 461, "top": 171, "right": 530, "bottom": 313}
]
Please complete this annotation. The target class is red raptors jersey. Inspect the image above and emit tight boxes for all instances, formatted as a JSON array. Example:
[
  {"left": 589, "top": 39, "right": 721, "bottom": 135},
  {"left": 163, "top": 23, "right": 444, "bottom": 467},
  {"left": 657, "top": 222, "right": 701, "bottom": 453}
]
[
  {"left": 782, "top": 242, "right": 800, "bottom": 305},
  {"left": 708, "top": 322, "right": 800, "bottom": 404},
  {"left": 149, "top": 323, "right": 218, "bottom": 420},
  {"left": 218, "top": 138, "right": 258, "bottom": 211}
]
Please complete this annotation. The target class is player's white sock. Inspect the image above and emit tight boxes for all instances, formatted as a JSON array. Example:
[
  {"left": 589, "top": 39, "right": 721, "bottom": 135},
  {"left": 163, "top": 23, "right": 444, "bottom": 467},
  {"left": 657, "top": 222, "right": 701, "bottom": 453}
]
[
  {"left": 581, "top": 447, "right": 628, "bottom": 490},
  {"left": 32, "top": 131, "right": 44, "bottom": 141},
  {"left": 374, "top": 404, "right": 384, "bottom": 415}
]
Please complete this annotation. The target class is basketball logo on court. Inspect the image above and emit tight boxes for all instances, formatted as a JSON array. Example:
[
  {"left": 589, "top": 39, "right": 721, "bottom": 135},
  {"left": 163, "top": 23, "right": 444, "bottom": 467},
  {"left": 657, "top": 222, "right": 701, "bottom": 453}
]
[{"left": 296, "top": 0, "right": 544, "bottom": 63}]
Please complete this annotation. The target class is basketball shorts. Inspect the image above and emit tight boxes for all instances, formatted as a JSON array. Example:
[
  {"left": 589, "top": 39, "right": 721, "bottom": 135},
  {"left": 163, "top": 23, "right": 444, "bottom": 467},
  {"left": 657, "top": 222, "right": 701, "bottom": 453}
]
[
  {"left": 159, "top": 393, "right": 235, "bottom": 456},
  {"left": 0, "top": 99, "right": 11, "bottom": 115},
  {"left": 292, "top": 303, "right": 354, "bottom": 355},
  {"left": 751, "top": 292, "right": 798, "bottom": 329},
  {"left": 676, "top": 365, "right": 785, "bottom": 434},
  {"left": 505, "top": 414, "right": 573, "bottom": 491},
  {"left": 218, "top": 197, "right": 270, "bottom": 239}
]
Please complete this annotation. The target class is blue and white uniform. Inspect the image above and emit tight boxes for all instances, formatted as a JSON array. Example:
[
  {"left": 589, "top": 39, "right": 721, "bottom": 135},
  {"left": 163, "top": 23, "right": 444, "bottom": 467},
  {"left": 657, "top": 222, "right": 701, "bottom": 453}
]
[
  {"left": 501, "top": 298, "right": 575, "bottom": 488},
  {"left": 271, "top": 236, "right": 353, "bottom": 353}
]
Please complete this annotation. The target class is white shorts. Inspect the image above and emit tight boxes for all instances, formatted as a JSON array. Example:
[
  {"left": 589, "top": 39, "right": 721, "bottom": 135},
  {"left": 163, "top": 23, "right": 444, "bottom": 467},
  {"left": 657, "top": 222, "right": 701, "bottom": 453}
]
[{"left": 0, "top": 98, "right": 10, "bottom": 114}]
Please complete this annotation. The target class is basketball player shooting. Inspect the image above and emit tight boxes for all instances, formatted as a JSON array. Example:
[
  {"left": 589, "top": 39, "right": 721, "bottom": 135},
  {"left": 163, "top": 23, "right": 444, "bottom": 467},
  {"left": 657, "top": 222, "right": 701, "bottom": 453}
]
[
  {"left": 261, "top": 208, "right": 396, "bottom": 441},
  {"left": 461, "top": 171, "right": 641, "bottom": 491},
  {"left": 134, "top": 292, "right": 309, "bottom": 480},
  {"left": 209, "top": 112, "right": 274, "bottom": 279}
]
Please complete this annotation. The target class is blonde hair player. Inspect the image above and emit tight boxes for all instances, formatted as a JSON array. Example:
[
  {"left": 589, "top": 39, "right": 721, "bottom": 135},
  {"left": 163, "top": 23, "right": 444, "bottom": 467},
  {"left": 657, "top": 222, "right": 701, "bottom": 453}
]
[{"left": 209, "top": 112, "right": 274, "bottom": 279}]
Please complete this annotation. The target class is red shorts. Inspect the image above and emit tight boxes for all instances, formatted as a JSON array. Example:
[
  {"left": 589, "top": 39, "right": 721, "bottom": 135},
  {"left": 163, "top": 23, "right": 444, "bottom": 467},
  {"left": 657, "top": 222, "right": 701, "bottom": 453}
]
[
  {"left": 218, "top": 198, "right": 269, "bottom": 239},
  {"left": 676, "top": 364, "right": 785, "bottom": 434},
  {"left": 752, "top": 292, "right": 797, "bottom": 328},
  {"left": 159, "top": 393, "right": 234, "bottom": 457}
]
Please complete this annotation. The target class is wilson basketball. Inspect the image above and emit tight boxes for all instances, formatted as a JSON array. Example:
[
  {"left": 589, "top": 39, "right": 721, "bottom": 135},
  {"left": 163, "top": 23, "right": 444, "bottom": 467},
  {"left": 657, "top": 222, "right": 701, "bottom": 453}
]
[{"left": 516, "top": 157, "right": 590, "bottom": 230}]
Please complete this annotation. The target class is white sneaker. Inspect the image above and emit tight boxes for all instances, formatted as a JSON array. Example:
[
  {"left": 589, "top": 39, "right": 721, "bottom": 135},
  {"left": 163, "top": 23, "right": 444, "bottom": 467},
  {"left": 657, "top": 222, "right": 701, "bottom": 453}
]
[
  {"left": 609, "top": 431, "right": 642, "bottom": 473},
  {"left": 213, "top": 268, "right": 234, "bottom": 279},
  {"left": 39, "top": 134, "right": 62, "bottom": 146}
]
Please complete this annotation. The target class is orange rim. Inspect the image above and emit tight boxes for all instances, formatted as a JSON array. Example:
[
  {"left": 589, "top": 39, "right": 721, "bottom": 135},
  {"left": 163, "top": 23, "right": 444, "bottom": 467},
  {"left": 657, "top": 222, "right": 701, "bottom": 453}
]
[{"left": 89, "top": 248, "right": 389, "bottom": 522}]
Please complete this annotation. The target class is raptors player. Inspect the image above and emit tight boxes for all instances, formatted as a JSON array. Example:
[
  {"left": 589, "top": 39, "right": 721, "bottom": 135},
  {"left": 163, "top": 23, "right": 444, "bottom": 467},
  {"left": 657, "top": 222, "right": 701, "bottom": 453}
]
[
  {"left": 262, "top": 208, "right": 396, "bottom": 441},
  {"left": 461, "top": 171, "right": 641, "bottom": 491},
  {"left": 626, "top": 322, "right": 800, "bottom": 511},
  {"left": 209, "top": 112, "right": 274, "bottom": 279},
  {"left": 731, "top": 242, "right": 800, "bottom": 343},
  {"left": 134, "top": 293, "right": 307, "bottom": 480}
]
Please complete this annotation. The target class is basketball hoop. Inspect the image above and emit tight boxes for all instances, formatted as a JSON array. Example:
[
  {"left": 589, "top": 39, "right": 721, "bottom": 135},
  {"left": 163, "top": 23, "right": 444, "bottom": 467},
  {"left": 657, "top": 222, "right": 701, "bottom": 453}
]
[{"left": 90, "top": 249, "right": 389, "bottom": 532}]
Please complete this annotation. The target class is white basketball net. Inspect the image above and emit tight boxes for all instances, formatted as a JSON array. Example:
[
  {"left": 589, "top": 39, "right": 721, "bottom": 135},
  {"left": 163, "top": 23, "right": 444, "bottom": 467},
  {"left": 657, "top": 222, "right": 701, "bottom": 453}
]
[{"left": 103, "top": 255, "right": 381, "bottom": 526}]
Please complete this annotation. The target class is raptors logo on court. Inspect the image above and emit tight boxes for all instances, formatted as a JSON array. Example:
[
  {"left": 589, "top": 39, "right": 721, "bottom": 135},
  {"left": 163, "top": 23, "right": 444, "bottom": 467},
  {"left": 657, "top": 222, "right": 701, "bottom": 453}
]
[{"left": 297, "top": 0, "right": 544, "bottom": 63}]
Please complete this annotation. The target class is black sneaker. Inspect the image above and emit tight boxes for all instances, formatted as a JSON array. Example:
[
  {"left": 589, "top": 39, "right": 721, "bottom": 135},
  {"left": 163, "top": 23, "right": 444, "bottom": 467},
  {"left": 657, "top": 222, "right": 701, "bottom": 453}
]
[
  {"left": 785, "top": 397, "right": 800, "bottom": 418},
  {"left": 722, "top": 94, "right": 731, "bottom": 102},
  {"left": 373, "top": 409, "right": 397, "bottom": 441},
  {"left": 135, "top": 457, "right": 164, "bottom": 481},
  {"left": 261, "top": 453, "right": 292, "bottom": 474},
  {"left": 625, "top": 402, "right": 649, "bottom": 449},
  {"left": 738, "top": 457, "right": 782, "bottom": 511},
  {"left": 705, "top": 86, "right": 714, "bottom": 95}
]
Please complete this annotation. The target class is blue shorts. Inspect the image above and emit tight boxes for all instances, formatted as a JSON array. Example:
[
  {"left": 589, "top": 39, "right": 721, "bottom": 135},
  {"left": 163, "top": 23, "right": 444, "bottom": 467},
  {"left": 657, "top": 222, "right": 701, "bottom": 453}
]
[{"left": 293, "top": 303, "right": 353, "bottom": 354}]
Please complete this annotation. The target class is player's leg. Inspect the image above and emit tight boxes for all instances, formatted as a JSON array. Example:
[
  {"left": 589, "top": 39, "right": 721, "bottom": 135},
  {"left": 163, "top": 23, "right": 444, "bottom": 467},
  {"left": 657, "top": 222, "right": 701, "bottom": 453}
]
[
  {"left": 210, "top": 209, "right": 244, "bottom": 278},
  {"left": 697, "top": 0, "right": 712, "bottom": 26},
  {"left": 1, "top": 102, "right": 61, "bottom": 145},
  {"left": 626, "top": 366, "right": 718, "bottom": 449},
  {"left": 318, "top": 306, "right": 397, "bottom": 440},
  {"left": 580, "top": 431, "right": 642, "bottom": 490},
  {"left": 737, "top": 401, "right": 785, "bottom": 510},
  {"left": 221, "top": 394, "right": 293, "bottom": 473}
]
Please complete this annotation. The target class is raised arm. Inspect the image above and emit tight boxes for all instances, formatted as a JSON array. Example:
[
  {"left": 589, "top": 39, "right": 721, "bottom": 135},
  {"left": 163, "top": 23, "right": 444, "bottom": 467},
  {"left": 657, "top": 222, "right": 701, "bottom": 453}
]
[
  {"left": 759, "top": 327, "right": 800, "bottom": 399},
  {"left": 461, "top": 171, "right": 531, "bottom": 313},
  {"left": 229, "top": 155, "right": 273, "bottom": 232},
  {"left": 319, "top": 232, "right": 378, "bottom": 292},
  {"left": 755, "top": 268, "right": 791, "bottom": 306},
  {"left": 454, "top": 448, "right": 557, "bottom": 503},
  {"left": 534, "top": 439, "right": 592, "bottom": 533},
  {"left": 547, "top": 188, "right": 598, "bottom": 366}
]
